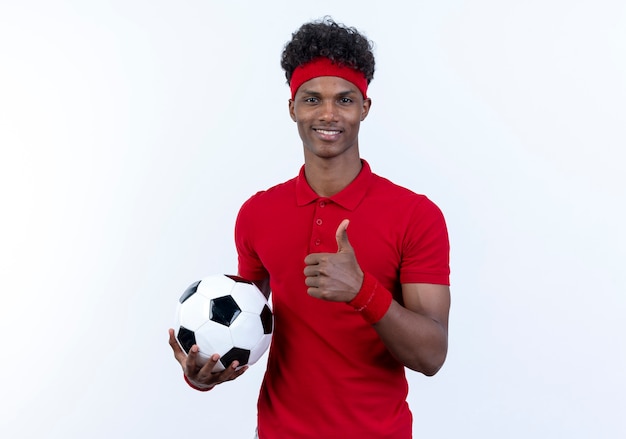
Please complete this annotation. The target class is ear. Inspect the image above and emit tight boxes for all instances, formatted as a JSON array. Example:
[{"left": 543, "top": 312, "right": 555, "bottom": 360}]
[
  {"left": 360, "top": 98, "right": 372, "bottom": 121},
  {"left": 288, "top": 99, "right": 296, "bottom": 122}
]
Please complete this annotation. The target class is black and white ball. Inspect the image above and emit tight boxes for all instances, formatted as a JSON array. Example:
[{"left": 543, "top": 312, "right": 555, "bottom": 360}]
[{"left": 175, "top": 274, "right": 273, "bottom": 372}]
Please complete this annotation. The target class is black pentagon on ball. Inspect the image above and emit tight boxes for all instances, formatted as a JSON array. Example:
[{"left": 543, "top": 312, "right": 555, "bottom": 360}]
[
  {"left": 179, "top": 280, "right": 201, "bottom": 304},
  {"left": 261, "top": 304, "right": 273, "bottom": 334},
  {"left": 210, "top": 295, "right": 241, "bottom": 327},
  {"left": 176, "top": 326, "right": 196, "bottom": 354},
  {"left": 220, "top": 347, "right": 251, "bottom": 367}
]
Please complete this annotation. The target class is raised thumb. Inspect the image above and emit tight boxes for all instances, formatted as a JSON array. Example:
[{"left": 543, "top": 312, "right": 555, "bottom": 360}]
[{"left": 336, "top": 219, "right": 353, "bottom": 253}]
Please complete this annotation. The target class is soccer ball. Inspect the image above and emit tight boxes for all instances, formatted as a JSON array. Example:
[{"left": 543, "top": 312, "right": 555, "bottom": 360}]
[{"left": 175, "top": 274, "right": 273, "bottom": 372}]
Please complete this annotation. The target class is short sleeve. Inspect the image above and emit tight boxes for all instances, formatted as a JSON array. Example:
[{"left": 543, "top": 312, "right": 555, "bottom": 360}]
[
  {"left": 234, "top": 194, "right": 269, "bottom": 281},
  {"left": 399, "top": 197, "right": 450, "bottom": 286}
]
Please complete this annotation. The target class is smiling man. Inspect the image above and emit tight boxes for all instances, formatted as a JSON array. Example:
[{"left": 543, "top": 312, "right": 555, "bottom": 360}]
[{"left": 169, "top": 17, "right": 451, "bottom": 438}]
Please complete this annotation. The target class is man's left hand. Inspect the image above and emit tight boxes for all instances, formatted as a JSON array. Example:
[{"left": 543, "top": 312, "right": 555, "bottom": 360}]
[{"left": 304, "top": 219, "right": 364, "bottom": 302}]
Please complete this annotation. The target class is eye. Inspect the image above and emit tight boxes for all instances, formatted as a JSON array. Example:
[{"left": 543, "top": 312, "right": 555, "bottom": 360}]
[
  {"left": 339, "top": 97, "right": 353, "bottom": 104},
  {"left": 304, "top": 97, "right": 319, "bottom": 103}
]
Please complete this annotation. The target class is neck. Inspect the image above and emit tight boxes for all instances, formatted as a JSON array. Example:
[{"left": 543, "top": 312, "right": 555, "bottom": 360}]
[{"left": 303, "top": 156, "right": 363, "bottom": 197}]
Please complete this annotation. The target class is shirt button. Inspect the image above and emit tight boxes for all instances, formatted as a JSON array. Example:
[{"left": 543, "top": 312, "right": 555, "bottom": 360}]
[
  {"left": 315, "top": 218, "right": 323, "bottom": 226},
  {"left": 319, "top": 201, "right": 326, "bottom": 207},
  {"left": 315, "top": 239, "right": 321, "bottom": 246}
]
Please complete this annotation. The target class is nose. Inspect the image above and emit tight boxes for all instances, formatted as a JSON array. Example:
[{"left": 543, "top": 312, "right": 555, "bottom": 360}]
[{"left": 319, "top": 101, "right": 337, "bottom": 121}]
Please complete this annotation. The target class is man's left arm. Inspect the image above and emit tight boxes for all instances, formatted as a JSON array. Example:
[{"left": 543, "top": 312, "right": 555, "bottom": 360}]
[
  {"left": 304, "top": 219, "right": 450, "bottom": 375},
  {"left": 373, "top": 283, "right": 450, "bottom": 375}
]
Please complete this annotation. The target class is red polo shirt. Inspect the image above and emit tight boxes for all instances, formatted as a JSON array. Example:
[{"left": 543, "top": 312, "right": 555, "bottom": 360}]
[{"left": 235, "top": 160, "right": 450, "bottom": 439}]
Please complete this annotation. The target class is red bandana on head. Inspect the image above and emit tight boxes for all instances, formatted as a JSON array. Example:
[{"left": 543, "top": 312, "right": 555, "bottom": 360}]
[{"left": 289, "top": 57, "right": 368, "bottom": 99}]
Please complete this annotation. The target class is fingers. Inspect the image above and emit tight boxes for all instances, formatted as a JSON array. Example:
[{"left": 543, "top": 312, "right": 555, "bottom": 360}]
[
  {"left": 169, "top": 328, "right": 249, "bottom": 389},
  {"left": 185, "top": 344, "right": 204, "bottom": 369},
  {"left": 168, "top": 329, "right": 217, "bottom": 373},
  {"left": 228, "top": 364, "right": 249, "bottom": 381},
  {"left": 215, "top": 361, "right": 249, "bottom": 382},
  {"left": 303, "top": 219, "right": 354, "bottom": 279},
  {"left": 190, "top": 351, "right": 218, "bottom": 377},
  {"left": 194, "top": 357, "right": 248, "bottom": 387},
  {"left": 303, "top": 219, "right": 363, "bottom": 302},
  {"left": 304, "top": 219, "right": 352, "bottom": 268},
  {"left": 303, "top": 260, "right": 322, "bottom": 277},
  {"left": 168, "top": 328, "right": 187, "bottom": 364}
]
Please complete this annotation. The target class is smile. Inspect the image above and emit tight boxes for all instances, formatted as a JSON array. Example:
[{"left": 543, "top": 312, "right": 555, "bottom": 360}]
[{"left": 314, "top": 128, "right": 341, "bottom": 135}]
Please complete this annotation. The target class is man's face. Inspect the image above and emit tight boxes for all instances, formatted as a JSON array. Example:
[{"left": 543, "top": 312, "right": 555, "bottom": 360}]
[{"left": 289, "top": 76, "right": 371, "bottom": 161}]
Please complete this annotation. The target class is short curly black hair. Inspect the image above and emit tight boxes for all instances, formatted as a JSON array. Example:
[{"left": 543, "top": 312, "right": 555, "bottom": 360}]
[{"left": 280, "top": 16, "right": 375, "bottom": 85}]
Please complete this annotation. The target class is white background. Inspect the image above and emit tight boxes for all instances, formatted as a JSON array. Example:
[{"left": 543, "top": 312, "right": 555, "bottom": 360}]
[{"left": 1, "top": 1, "right": 625, "bottom": 438}]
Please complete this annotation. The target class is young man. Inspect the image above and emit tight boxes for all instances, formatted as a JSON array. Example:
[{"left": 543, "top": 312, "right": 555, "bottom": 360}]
[{"left": 169, "top": 17, "right": 451, "bottom": 438}]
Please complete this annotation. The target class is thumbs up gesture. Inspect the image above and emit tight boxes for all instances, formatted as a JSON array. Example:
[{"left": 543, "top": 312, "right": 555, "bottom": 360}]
[{"left": 304, "top": 219, "right": 364, "bottom": 302}]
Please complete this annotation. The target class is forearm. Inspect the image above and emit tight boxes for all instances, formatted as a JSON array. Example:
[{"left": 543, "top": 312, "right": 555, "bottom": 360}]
[
  {"left": 347, "top": 273, "right": 449, "bottom": 375},
  {"left": 373, "top": 300, "right": 448, "bottom": 375}
]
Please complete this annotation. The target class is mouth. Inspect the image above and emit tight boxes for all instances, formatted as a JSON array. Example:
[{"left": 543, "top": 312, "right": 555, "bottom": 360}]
[{"left": 313, "top": 128, "right": 342, "bottom": 139}]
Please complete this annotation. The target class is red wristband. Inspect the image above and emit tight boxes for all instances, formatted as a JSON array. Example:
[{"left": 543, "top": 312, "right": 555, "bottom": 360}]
[
  {"left": 184, "top": 374, "right": 214, "bottom": 392},
  {"left": 348, "top": 272, "right": 393, "bottom": 324}
]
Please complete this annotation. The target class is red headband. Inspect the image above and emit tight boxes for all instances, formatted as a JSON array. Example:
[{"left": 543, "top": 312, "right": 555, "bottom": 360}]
[{"left": 289, "top": 57, "right": 368, "bottom": 99}]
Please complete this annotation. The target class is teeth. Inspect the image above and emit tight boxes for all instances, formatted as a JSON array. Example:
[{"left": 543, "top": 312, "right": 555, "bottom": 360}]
[{"left": 316, "top": 129, "right": 340, "bottom": 135}]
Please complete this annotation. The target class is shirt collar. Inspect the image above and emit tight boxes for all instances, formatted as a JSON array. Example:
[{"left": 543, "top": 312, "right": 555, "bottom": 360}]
[{"left": 295, "top": 159, "right": 372, "bottom": 211}]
